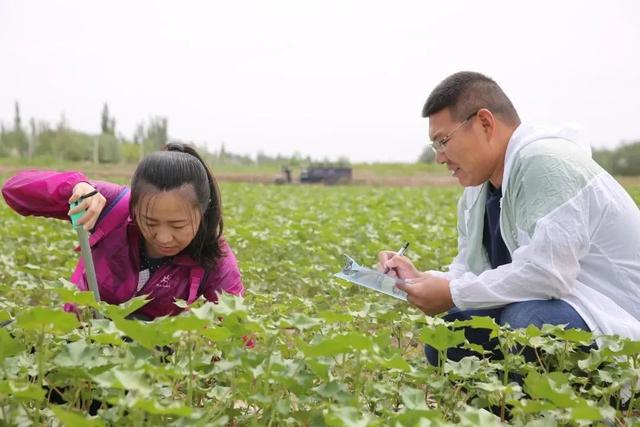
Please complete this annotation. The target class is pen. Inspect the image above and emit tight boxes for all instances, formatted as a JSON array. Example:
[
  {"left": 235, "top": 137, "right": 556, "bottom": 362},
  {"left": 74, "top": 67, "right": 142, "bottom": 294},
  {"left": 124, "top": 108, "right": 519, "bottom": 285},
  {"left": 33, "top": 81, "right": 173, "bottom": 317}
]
[{"left": 384, "top": 241, "right": 410, "bottom": 274}]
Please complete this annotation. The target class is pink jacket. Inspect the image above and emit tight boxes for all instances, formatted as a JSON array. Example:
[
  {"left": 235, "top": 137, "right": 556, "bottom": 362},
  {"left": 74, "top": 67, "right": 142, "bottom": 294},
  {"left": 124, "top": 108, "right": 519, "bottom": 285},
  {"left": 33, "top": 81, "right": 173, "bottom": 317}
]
[{"left": 2, "top": 170, "right": 245, "bottom": 319}]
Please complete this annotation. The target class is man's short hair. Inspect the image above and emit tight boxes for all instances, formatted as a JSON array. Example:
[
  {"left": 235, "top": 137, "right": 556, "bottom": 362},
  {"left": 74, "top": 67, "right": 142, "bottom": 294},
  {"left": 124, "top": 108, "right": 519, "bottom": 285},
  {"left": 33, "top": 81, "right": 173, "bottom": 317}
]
[{"left": 422, "top": 71, "right": 520, "bottom": 125}]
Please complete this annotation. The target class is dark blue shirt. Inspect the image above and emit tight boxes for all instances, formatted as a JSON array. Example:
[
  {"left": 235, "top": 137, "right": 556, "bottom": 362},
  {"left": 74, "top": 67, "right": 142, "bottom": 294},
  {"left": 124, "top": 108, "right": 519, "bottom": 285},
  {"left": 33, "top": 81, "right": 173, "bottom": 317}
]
[{"left": 482, "top": 183, "right": 512, "bottom": 269}]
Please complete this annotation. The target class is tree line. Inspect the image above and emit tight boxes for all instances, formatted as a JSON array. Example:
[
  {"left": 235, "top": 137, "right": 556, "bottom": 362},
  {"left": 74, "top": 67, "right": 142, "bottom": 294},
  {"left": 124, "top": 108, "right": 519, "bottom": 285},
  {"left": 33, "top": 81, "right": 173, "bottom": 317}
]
[{"left": 0, "top": 102, "right": 348, "bottom": 167}]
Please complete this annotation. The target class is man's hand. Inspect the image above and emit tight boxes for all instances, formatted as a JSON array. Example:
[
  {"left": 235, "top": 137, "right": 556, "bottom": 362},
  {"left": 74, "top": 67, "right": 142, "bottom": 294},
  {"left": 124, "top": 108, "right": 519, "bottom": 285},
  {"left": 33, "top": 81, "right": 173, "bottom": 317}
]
[
  {"left": 68, "top": 182, "right": 106, "bottom": 231},
  {"left": 377, "top": 250, "right": 425, "bottom": 279},
  {"left": 395, "top": 274, "right": 455, "bottom": 316}
]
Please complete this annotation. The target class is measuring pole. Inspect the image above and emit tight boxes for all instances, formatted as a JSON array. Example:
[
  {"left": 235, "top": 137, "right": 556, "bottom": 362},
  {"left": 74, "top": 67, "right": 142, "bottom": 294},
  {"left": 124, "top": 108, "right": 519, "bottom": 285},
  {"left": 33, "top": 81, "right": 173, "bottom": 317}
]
[{"left": 69, "top": 201, "right": 102, "bottom": 316}]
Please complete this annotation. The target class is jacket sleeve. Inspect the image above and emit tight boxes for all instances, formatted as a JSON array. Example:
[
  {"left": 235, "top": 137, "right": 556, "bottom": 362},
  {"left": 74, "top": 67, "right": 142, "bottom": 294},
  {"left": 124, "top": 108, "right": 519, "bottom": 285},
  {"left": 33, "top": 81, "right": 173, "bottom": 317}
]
[
  {"left": 449, "top": 155, "right": 591, "bottom": 309},
  {"left": 2, "top": 170, "right": 125, "bottom": 221},
  {"left": 203, "top": 239, "right": 245, "bottom": 301}
]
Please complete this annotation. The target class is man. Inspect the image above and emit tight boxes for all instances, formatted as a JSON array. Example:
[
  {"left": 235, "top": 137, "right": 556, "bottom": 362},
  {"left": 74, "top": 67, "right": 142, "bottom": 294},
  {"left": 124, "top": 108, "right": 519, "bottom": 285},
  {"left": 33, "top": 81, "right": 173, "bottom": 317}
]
[{"left": 378, "top": 71, "right": 640, "bottom": 364}]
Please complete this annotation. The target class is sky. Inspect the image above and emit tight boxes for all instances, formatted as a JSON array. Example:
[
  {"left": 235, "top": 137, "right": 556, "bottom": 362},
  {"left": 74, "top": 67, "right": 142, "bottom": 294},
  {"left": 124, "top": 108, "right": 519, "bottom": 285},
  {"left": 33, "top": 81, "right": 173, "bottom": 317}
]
[{"left": 1, "top": 0, "right": 639, "bottom": 163}]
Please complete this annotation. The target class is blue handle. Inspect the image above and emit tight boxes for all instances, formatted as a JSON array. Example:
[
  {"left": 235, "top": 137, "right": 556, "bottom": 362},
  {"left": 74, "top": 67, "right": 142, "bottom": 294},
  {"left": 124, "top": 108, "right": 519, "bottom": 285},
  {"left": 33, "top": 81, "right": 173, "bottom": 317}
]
[{"left": 69, "top": 200, "right": 85, "bottom": 227}]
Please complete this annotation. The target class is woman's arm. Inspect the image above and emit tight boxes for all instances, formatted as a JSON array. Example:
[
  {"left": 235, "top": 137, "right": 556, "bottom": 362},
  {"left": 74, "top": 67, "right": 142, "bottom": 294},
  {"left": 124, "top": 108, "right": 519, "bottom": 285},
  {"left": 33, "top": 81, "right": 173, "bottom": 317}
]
[{"left": 2, "top": 170, "right": 124, "bottom": 220}]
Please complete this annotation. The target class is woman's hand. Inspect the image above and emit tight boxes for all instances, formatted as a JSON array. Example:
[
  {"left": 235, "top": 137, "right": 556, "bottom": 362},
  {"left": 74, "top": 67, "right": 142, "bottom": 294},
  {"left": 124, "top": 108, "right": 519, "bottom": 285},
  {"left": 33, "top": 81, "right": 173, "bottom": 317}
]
[{"left": 68, "top": 182, "right": 106, "bottom": 231}]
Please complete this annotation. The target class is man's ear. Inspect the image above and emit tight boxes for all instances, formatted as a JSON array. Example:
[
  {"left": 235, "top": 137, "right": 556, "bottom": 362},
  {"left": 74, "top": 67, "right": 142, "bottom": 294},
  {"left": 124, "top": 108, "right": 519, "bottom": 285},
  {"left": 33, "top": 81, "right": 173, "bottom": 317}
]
[{"left": 477, "top": 108, "right": 496, "bottom": 140}]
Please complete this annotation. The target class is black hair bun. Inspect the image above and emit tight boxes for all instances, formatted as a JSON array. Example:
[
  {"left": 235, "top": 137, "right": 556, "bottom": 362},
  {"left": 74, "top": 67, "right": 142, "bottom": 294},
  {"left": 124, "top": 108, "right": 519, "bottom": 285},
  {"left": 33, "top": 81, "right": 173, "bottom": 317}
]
[{"left": 166, "top": 142, "right": 185, "bottom": 152}]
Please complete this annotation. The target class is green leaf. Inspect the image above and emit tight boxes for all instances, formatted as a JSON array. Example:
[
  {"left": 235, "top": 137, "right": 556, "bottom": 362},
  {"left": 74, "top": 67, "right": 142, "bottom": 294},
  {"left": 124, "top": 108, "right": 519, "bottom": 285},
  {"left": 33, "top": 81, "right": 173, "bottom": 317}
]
[
  {"left": 318, "top": 310, "right": 352, "bottom": 323},
  {"left": 307, "top": 358, "right": 331, "bottom": 381},
  {"left": 380, "top": 353, "right": 411, "bottom": 372},
  {"left": 524, "top": 372, "right": 576, "bottom": 408},
  {"left": 54, "top": 339, "right": 108, "bottom": 368},
  {"left": 211, "top": 293, "right": 248, "bottom": 316},
  {"left": 324, "top": 405, "right": 374, "bottom": 427},
  {"left": 103, "top": 295, "right": 151, "bottom": 319},
  {"left": 419, "top": 324, "right": 466, "bottom": 351},
  {"left": 552, "top": 328, "right": 593, "bottom": 344},
  {"left": 92, "top": 368, "right": 152, "bottom": 396},
  {"left": 455, "top": 315, "right": 500, "bottom": 336},
  {"left": 457, "top": 407, "right": 503, "bottom": 426},
  {"left": 616, "top": 339, "right": 640, "bottom": 356},
  {"left": 569, "top": 401, "right": 615, "bottom": 421},
  {"left": 392, "top": 409, "right": 441, "bottom": 426},
  {"left": 445, "top": 356, "right": 483, "bottom": 378},
  {"left": 53, "top": 284, "right": 100, "bottom": 308},
  {"left": 16, "top": 307, "right": 80, "bottom": 334},
  {"left": 282, "top": 313, "right": 322, "bottom": 330},
  {"left": 131, "top": 397, "right": 193, "bottom": 416},
  {"left": 400, "top": 386, "right": 428, "bottom": 410},
  {"left": 52, "top": 406, "right": 105, "bottom": 427},
  {"left": 301, "top": 332, "right": 374, "bottom": 357},
  {"left": 0, "top": 328, "right": 21, "bottom": 361},
  {"left": 112, "top": 317, "right": 174, "bottom": 349},
  {"left": 511, "top": 398, "right": 556, "bottom": 414},
  {"left": 314, "top": 381, "right": 352, "bottom": 403},
  {"left": 162, "top": 314, "right": 209, "bottom": 333},
  {"left": 200, "top": 326, "right": 233, "bottom": 341},
  {"left": 89, "top": 332, "right": 125, "bottom": 346},
  {"left": 0, "top": 381, "right": 46, "bottom": 402}
]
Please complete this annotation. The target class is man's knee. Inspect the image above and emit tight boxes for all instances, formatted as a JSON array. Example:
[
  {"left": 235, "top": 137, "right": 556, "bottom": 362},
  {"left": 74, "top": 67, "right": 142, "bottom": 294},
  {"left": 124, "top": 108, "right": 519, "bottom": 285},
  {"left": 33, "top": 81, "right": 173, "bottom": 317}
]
[{"left": 499, "top": 299, "right": 589, "bottom": 331}]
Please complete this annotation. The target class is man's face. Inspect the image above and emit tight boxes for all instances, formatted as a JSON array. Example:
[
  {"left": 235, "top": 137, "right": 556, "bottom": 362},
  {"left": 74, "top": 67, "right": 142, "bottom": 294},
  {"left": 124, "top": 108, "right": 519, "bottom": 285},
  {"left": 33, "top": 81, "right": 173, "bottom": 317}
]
[{"left": 428, "top": 108, "right": 496, "bottom": 187}]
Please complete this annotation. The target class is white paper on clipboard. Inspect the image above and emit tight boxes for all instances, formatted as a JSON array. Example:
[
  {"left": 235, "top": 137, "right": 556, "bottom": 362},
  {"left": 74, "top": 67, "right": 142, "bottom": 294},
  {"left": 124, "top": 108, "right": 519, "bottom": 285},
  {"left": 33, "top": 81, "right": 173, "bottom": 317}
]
[{"left": 334, "top": 255, "right": 408, "bottom": 301}]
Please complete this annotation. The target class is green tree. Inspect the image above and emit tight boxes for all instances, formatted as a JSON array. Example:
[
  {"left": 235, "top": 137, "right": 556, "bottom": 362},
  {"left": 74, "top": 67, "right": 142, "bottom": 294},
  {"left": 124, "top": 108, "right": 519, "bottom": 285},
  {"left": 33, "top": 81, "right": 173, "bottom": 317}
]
[
  {"left": 134, "top": 122, "right": 145, "bottom": 160},
  {"left": 0, "top": 123, "right": 7, "bottom": 156},
  {"left": 101, "top": 103, "right": 116, "bottom": 135},
  {"left": 592, "top": 148, "right": 614, "bottom": 172},
  {"left": 13, "top": 101, "right": 21, "bottom": 131},
  {"left": 611, "top": 141, "right": 640, "bottom": 175},
  {"left": 145, "top": 116, "right": 168, "bottom": 151},
  {"left": 28, "top": 118, "right": 36, "bottom": 161},
  {"left": 6, "top": 101, "right": 29, "bottom": 157},
  {"left": 417, "top": 146, "right": 436, "bottom": 163},
  {"left": 98, "top": 133, "right": 121, "bottom": 163}
]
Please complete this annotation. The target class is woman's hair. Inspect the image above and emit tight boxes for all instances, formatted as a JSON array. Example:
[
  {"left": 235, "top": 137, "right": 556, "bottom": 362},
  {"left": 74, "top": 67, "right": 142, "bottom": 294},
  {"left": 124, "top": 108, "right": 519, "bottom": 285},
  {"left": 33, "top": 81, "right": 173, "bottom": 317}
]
[{"left": 129, "top": 142, "right": 224, "bottom": 269}]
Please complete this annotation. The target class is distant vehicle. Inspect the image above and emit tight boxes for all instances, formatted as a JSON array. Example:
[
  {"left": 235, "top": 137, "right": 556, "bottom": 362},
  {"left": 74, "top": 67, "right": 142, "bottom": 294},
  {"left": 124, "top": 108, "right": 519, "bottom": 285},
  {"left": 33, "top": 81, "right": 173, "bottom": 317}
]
[{"left": 299, "top": 167, "right": 352, "bottom": 185}]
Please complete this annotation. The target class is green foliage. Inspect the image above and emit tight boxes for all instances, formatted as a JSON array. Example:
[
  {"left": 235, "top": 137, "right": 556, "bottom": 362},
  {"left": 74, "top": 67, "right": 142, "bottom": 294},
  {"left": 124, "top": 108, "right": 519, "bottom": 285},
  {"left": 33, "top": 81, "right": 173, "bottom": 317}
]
[
  {"left": 144, "top": 117, "right": 168, "bottom": 152},
  {"left": 0, "top": 182, "right": 638, "bottom": 425},
  {"left": 100, "top": 103, "right": 116, "bottom": 136},
  {"left": 593, "top": 140, "right": 640, "bottom": 176},
  {"left": 417, "top": 145, "right": 436, "bottom": 164},
  {"left": 97, "top": 134, "right": 121, "bottom": 164}
]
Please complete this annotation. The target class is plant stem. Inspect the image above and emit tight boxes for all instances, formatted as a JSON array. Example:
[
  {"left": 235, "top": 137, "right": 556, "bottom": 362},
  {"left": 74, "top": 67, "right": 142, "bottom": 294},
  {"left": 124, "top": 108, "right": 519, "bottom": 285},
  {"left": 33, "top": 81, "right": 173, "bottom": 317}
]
[
  {"left": 534, "top": 348, "right": 547, "bottom": 373},
  {"left": 35, "top": 326, "right": 45, "bottom": 423},
  {"left": 353, "top": 350, "right": 363, "bottom": 408},
  {"left": 627, "top": 355, "right": 638, "bottom": 418},
  {"left": 187, "top": 332, "right": 194, "bottom": 405}
]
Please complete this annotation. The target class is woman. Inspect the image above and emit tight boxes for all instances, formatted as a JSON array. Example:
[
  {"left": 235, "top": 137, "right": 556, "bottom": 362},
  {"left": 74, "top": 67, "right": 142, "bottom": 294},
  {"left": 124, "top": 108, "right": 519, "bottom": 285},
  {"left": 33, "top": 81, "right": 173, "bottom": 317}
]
[{"left": 2, "top": 142, "right": 244, "bottom": 319}]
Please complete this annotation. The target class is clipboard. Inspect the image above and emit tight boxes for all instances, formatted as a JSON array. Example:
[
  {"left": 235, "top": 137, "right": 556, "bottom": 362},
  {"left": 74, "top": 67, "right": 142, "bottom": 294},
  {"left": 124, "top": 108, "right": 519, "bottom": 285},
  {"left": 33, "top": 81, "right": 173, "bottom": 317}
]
[{"left": 334, "top": 255, "right": 408, "bottom": 301}]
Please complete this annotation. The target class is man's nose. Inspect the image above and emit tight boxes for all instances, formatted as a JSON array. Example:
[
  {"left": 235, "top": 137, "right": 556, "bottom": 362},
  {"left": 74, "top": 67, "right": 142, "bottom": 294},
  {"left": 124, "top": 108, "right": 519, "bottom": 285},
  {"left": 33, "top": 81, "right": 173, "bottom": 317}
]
[{"left": 435, "top": 150, "right": 448, "bottom": 164}]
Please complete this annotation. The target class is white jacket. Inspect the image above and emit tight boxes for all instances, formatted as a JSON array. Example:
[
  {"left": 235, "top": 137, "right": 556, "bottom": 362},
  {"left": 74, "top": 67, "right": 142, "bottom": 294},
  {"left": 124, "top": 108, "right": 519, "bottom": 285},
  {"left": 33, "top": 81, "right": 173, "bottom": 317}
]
[{"left": 440, "top": 124, "right": 640, "bottom": 340}]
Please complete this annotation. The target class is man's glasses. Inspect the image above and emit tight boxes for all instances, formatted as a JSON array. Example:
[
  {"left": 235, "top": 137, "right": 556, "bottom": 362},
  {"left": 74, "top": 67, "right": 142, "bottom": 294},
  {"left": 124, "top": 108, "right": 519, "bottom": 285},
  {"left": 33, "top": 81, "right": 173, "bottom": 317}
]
[{"left": 429, "top": 110, "right": 479, "bottom": 153}]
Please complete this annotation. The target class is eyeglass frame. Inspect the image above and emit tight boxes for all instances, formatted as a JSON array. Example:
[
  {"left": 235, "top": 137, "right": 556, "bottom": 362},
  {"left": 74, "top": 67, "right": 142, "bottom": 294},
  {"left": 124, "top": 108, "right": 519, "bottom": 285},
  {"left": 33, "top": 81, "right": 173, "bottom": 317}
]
[{"left": 429, "top": 110, "right": 479, "bottom": 153}]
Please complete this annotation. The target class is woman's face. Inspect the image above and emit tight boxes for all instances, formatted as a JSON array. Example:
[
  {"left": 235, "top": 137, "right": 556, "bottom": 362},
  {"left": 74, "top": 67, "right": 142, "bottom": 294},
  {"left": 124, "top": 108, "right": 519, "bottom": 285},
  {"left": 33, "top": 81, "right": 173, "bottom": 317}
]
[{"left": 135, "top": 185, "right": 202, "bottom": 258}]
